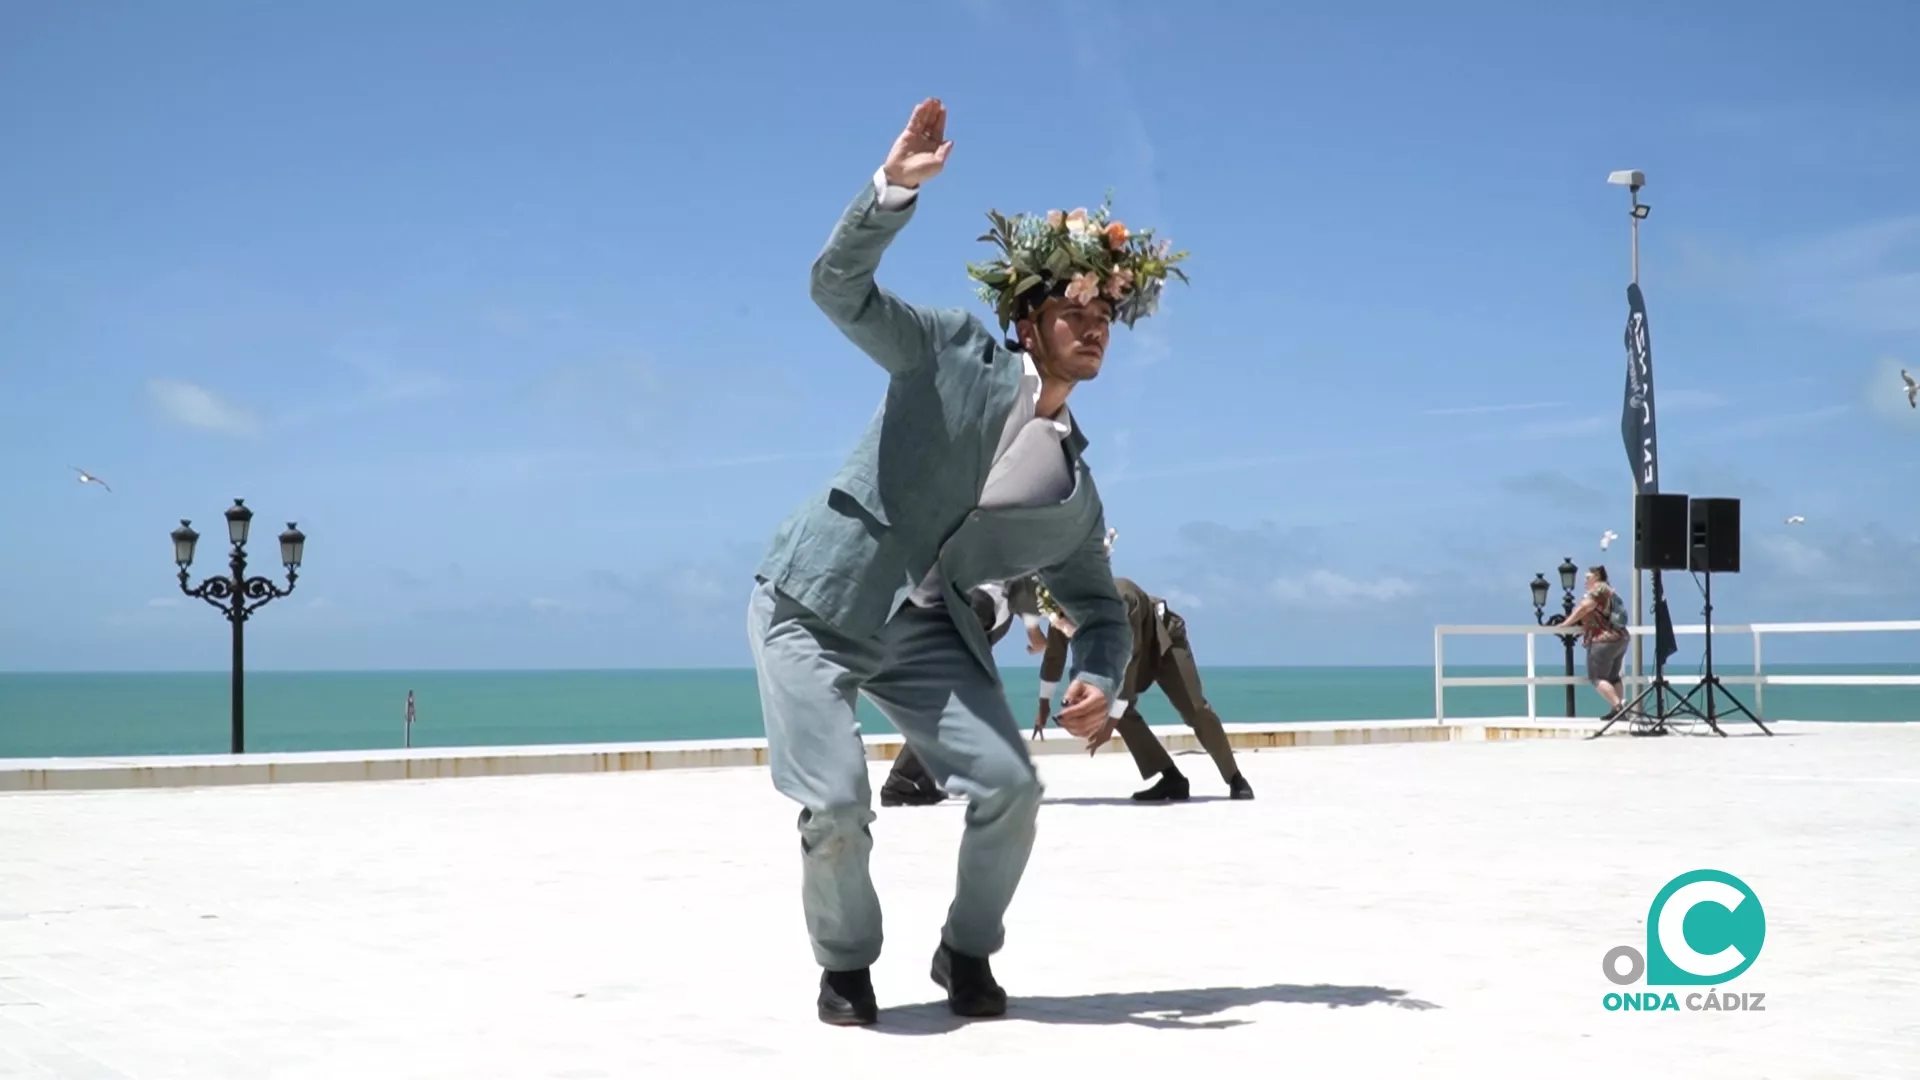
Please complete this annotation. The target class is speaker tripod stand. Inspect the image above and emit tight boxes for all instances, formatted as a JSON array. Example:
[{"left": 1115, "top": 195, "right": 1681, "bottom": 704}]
[
  {"left": 1594, "top": 648, "right": 1702, "bottom": 737},
  {"left": 1670, "top": 569, "right": 1771, "bottom": 736}
]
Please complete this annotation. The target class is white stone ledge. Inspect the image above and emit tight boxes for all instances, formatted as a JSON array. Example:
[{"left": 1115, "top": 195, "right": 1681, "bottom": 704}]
[{"left": 0, "top": 715, "right": 1844, "bottom": 794}]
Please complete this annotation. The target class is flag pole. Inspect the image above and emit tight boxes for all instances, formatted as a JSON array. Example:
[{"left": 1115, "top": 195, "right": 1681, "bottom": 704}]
[
  {"left": 1610, "top": 171, "right": 1648, "bottom": 696},
  {"left": 1629, "top": 182, "right": 1643, "bottom": 694},
  {"left": 1602, "top": 168, "right": 1688, "bottom": 738}
]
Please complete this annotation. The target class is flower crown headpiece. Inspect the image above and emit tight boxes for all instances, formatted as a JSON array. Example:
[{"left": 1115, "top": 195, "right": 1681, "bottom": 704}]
[{"left": 965, "top": 194, "right": 1189, "bottom": 334}]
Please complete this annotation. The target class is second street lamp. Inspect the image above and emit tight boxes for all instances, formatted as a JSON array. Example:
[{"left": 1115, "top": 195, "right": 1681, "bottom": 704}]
[
  {"left": 1530, "top": 558, "right": 1580, "bottom": 718},
  {"left": 171, "top": 499, "right": 306, "bottom": 754}
]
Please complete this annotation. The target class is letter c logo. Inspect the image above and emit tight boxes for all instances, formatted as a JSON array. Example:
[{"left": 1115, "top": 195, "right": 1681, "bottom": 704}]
[
  {"left": 1656, "top": 880, "right": 1747, "bottom": 978},
  {"left": 1645, "top": 870, "right": 1765, "bottom": 986}
]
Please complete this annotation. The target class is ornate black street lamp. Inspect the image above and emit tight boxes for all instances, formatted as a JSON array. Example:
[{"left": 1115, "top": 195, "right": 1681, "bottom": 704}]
[
  {"left": 170, "top": 499, "right": 305, "bottom": 753},
  {"left": 1530, "top": 557, "right": 1580, "bottom": 717}
]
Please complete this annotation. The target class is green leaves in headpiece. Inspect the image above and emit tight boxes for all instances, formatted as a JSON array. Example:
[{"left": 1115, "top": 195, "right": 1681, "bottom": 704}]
[{"left": 965, "top": 194, "right": 1190, "bottom": 332}]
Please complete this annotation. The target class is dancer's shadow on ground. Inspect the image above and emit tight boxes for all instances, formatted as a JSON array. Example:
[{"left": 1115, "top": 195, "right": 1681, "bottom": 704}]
[
  {"left": 1042, "top": 795, "right": 1232, "bottom": 807},
  {"left": 869, "top": 982, "right": 1440, "bottom": 1035}
]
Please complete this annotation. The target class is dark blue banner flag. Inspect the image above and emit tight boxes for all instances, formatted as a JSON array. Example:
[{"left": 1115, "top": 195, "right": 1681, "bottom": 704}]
[
  {"left": 1621, "top": 282, "right": 1660, "bottom": 494},
  {"left": 1621, "top": 282, "right": 1680, "bottom": 667}
]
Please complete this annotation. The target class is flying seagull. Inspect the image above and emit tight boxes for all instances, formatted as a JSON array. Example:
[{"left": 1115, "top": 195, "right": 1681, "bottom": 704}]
[
  {"left": 1600, "top": 529, "right": 1618, "bottom": 550},
  {"left": 70, "top": 466, "right": 111, "bottom": 493},
  {"left": 1903, "top": 369, "right": 1917, "bottom": 408},
  {"left": 1785, "top": 515, "right": 1806, "bottom": 525}
]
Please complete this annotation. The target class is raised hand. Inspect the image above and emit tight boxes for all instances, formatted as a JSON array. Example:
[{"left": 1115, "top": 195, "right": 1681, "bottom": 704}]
[{"left": 883, "top": 97, "right": 953, "bottom": 188}]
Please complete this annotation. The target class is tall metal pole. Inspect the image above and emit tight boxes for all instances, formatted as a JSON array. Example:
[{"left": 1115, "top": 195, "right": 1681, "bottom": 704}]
[
  {"left": 1628, "top": 184, "right": 1644, "bottom": 696},
  {"left": 1630, "top": 189, "right": 1641, "bottom": 283},
  {"left": 230, "top": 543, "right": 247, "bottom": 754},
  {"left": 1562, "top": 588, "right": 1577, "bottom": 717}
]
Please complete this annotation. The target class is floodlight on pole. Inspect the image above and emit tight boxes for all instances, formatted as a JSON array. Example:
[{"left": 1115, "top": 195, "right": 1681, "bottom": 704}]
[{"left": 1607, "top": 169, "right": 1650, "bottom": 284}]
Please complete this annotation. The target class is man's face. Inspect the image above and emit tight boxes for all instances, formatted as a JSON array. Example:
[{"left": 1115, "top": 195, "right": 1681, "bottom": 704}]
[{"left": 1019, "top": 296, "right": 1112, "bottom": 383}]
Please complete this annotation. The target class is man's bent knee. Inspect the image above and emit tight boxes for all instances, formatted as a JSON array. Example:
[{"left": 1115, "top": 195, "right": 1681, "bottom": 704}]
[
  {"left": 798, "top": 804, "right": 878, "bottom": 857},
  {"left": 964, "top": 755, "right": 1043, "bottom": 816}
]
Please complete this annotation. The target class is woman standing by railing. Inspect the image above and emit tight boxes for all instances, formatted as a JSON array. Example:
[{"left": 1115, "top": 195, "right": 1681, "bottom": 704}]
[{"left": 1561, "top": 566, "right": 1632, "bottom": 719}]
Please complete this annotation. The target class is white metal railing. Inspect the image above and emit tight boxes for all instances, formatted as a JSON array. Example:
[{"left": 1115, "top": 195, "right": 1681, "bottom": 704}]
[{"left": 1432, "top": 619, "right": 1920, "bottom": 722}]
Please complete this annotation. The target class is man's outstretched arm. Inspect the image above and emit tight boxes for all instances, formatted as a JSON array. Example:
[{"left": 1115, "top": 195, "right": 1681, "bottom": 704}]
[{"left": 808, "top": 98, "right": 956, "bottom": 376}]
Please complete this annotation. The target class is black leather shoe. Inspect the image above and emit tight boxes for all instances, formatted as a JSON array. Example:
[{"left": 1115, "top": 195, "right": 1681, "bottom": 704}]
[
  {"left": 1131, "top": 771, "right": 1191, "bottom": 802},
  {"left": 817, "top": 968, "right": 878, "bottom": 1026},
  {"left": 880, "top": 776, "right": 947, "bottom": 807},
  {"left": 1227, "top": 773, "right": 1254, "bottom": 800},
  {"left": 930, "top": 942, "right": 1006, "bottom": 1017}
]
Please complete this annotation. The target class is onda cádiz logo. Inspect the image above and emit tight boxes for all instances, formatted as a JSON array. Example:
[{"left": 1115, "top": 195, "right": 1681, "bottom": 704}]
[{"left": 1601, "top": 869, "right": 1767, "bottom": 1013}]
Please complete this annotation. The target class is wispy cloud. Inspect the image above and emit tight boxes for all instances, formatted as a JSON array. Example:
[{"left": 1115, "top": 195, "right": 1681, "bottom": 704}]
[
  {"left": 1499, "top": 470, "right": 1607, "bottom": 511},
  {"left": 149, "top": 355, "right": 454, "bottom": 441},
  {"left": 1423, "top": 401, "right": 1566, "bottom": 417},
  {"left": 590, "top": 450, "right": 844, "bottom": 477},
  {"left": 280, "top": 353, "right": 451, "bottom": 428},
  {"left": 145, "top": 378, "right": 264, "bottom": 438},
  {"left": 1106, "top": 448, "right": 1328, "bottom": 485},
  {"left": 1682, "top": 215, "right": 1920, "bottom": 336},
  {"left": 957, "top": 0, "right": 1002, "bottom": 28},
  {"left": 1157, "top": 585, "right": 1202, "bottom": 610},
  {"left": 1061, "top": 1, "right": 1162, "bottom": 226},
  {"left": 1654, "top": 389, "right": 1728, "bottom": 413},
  {"left": 1059, "top": 0, "right": 1172, "bottom": 348},
  {"left": 1683, "top": 101, "right": 1920, "bottom": 180},
  {"left": 1108, "top": 408, "right": 1610, "bottom": 485},
  {"left": 304, "top": 445, "right": 845, "bottom": 495},
  {"left": 1122, "top": 327, "right": 1173, "bottom": 370},
  {"left": 1703, "top": 404, "right": 1850, "bottom": 441},
  {"left": 1511, "top": 411, "right": 1611, "bottom": 439},
  {"left": 1270, "top": 569, "right": 1416, "bottom": 606},
  {"left": 1750, "top": 522, "right": 1920, "bottom": 598},
  {"left": 1753, "top": 533, "right": 1835, "bottom": 579}
]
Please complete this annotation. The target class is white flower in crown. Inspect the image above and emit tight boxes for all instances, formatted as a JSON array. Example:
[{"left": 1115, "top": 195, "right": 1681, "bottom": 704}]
[{"left": 1064, "top": 272, "right": 1101, "bottom": 306}]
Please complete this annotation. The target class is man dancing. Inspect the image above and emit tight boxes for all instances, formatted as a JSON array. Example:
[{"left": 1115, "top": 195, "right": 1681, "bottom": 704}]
[
  {"left": 746, "top": 97, "right": 1188, "bottom": 1026},
  {"left": 1036, "top": 576, "right": 1253, "bottom": 801}
]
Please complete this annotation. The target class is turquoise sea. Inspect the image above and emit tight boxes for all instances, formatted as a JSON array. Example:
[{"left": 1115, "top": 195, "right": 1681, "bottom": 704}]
[{"left": 2, "top": 665, "right": 1915, "bottom": 759}]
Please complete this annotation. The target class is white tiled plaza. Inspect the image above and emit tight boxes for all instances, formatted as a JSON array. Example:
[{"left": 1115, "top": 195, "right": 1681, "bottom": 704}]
[{"left": 2, "top": 721, "right": 1916, "bottom": 1079}]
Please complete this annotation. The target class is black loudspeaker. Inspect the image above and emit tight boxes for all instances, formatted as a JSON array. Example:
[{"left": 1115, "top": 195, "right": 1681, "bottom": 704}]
[
  {"left": 1689, "top": 497, "right": 1741, "bottom": 574},
  {"left": 1633, "top": 492, "right": 1690, "bottom": 571}
]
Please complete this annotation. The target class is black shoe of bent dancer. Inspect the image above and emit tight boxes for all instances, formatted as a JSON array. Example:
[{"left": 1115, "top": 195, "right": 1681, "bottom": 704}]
[{"left": 881, "top": 746, "right": 948, "bottom": 806}]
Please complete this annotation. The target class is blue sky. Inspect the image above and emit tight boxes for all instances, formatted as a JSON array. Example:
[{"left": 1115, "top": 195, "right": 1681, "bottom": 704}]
[{"left": 3, "top": 1, "right": 1917, "bottom": 672}]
